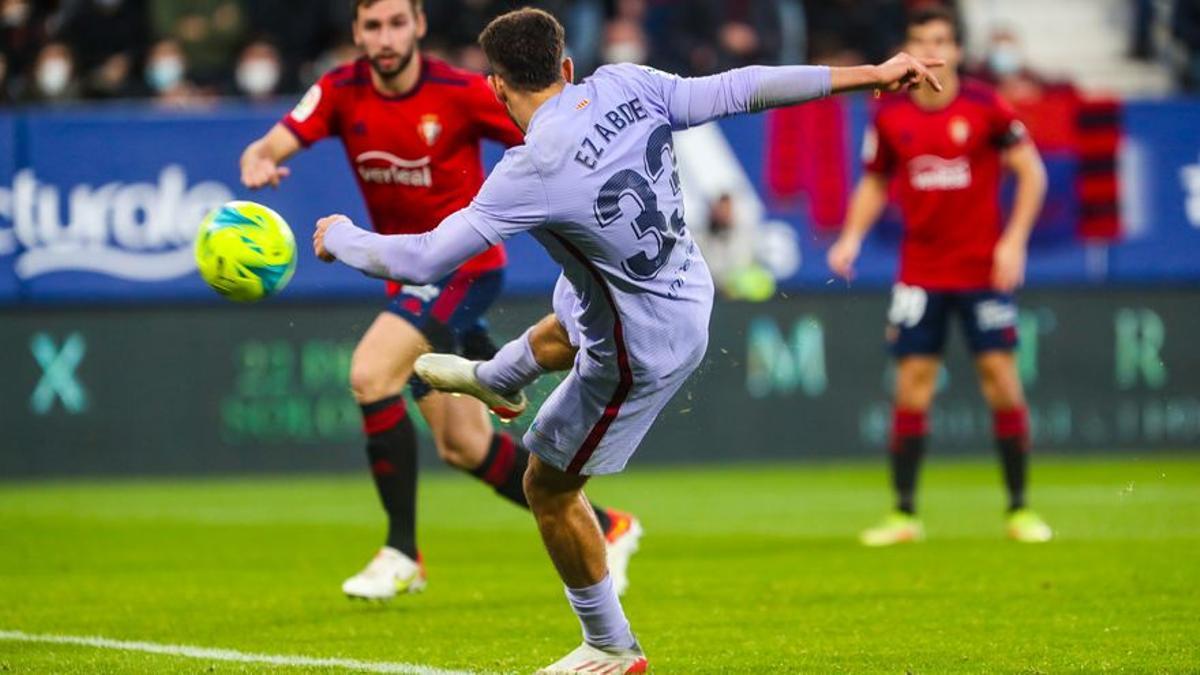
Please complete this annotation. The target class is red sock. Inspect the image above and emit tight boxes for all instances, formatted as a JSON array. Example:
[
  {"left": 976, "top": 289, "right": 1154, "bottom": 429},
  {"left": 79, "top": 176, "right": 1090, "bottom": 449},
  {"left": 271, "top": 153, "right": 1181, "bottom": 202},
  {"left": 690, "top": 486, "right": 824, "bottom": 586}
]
[
  {"left": 993, "top": 407, "right": 1030, "bottom": 511},
  {"left": 890, "top": 408, "right": 928, "bottom": 515}
]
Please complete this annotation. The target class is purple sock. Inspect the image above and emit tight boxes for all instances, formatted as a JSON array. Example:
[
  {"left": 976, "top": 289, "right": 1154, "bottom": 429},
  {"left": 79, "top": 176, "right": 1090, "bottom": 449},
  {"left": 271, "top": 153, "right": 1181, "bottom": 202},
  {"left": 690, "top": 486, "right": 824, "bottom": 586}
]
[
  {"left": 476, "top": 328, "right": 544, "bottom": 396},
  {"left": 564, "top": 574, "right": 636, "bottom": 650}
]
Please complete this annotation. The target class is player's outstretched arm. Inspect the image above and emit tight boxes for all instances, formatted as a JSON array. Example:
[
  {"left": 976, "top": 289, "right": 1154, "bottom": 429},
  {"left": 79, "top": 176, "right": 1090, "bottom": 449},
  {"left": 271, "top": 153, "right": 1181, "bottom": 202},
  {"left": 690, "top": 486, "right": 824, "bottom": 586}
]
[
  {"left": 239, "top": 124, "right": 301, "bottom": 189},
  {"left": 313, "top": 212, "right": 492, "bottom": 285},
  {"left": 658, "top": 53, "right": 943, "bottom": 129},
  {"left": 830, "top": 53, "right": 945, "bottom": 95}
]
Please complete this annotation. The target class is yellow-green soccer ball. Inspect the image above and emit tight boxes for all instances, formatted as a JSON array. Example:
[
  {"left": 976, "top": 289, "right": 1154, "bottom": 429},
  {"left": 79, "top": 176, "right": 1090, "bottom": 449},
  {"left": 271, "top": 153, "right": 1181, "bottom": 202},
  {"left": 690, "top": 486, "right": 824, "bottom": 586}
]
[{"left": 194, "top": 201, "right": 297, "bottom": 302}]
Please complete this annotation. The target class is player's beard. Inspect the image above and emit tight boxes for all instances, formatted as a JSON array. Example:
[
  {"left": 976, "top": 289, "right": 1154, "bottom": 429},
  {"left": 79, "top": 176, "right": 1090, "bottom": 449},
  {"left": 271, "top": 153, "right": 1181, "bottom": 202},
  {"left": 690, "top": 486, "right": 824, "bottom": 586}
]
[{"left": 369, "top": 46, "right": 415, "bottom": 81}]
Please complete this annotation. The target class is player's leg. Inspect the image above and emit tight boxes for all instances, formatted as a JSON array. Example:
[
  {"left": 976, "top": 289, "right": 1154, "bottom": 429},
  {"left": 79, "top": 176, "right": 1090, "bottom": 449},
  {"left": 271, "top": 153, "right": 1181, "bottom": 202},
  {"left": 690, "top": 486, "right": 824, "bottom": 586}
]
[
  {"left": 862, "top": 285, "right": 947, "bottom": 546},
  {"left": 410, "top": 270, "right": 637, "bottom": 564},
  {"left": 416, "top": 312, "right": 572, "bottom": 418},
  {"left": 343, "top": 312, "right": 429, "bottom": 599},
  {"left": 525, "top": 346, "right": 702, "bottom": 672},
  {"left": 419, "top": 391, "right": 519, "bottom": 496},
  {"left": 478, "top": 312, "right": 578, "bottom": 394},
  {"left": 525, "top": 455, "right": 646, "bottom": 674},
  {"left": 410, "top": 269, "right": 561, "bottom": 491},
  {"left": 421, "top": 390, "right": 616, "bottom": 510},
  {"left": 892, "top": 356, "right": 940, "bottom": 501},
  {"left": 965, "top": 292, "right": 1052, "bottom": 542},
  {"left": 417, "top": 275, "right": 581, "bottom": 408},
  {"left": 416, "top": 312, "right": 642, "bottom": 592},
  {"left": 522, "top": 361, "right": 697, "bottom": 673}
]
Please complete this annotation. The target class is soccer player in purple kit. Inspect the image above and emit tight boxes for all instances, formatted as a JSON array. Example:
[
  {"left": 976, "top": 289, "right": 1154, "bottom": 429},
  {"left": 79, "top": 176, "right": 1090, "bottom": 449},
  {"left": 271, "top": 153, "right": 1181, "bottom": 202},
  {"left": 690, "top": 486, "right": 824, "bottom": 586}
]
[{"left": 313, "top": 8, "right": 944, "bottom": 673}]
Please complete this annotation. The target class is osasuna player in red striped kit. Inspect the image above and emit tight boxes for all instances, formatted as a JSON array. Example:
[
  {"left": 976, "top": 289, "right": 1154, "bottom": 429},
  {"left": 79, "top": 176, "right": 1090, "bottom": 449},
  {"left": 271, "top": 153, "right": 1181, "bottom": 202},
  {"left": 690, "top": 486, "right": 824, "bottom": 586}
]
[
  {"left": 239, "top": 0, "right": 640, "bottom": 600},
  {"left": 829, "top": 7, "right": 1053, "bottom": 546}
]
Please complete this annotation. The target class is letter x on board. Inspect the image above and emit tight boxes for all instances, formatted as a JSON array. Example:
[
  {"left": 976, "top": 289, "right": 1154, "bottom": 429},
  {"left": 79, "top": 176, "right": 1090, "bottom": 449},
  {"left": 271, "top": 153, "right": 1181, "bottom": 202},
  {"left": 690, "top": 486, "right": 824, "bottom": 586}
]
[{"left": 30, "top": 332, "right": 88, "bottom": 415}]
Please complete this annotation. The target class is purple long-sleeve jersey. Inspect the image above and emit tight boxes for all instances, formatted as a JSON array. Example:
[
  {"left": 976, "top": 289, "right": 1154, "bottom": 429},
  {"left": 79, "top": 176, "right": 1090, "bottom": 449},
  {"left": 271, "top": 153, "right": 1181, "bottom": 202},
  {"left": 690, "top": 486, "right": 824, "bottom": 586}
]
[{"left": 325, "top": 63, "right": 832, "bottom": 374}]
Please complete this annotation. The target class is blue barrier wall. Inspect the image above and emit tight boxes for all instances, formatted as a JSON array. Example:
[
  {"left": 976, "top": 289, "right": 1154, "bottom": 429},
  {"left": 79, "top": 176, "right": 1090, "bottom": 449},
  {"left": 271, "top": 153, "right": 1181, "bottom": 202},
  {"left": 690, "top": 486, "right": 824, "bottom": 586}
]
[{"left": 0, "top": 97, "right": 1197, "bottom": 306}]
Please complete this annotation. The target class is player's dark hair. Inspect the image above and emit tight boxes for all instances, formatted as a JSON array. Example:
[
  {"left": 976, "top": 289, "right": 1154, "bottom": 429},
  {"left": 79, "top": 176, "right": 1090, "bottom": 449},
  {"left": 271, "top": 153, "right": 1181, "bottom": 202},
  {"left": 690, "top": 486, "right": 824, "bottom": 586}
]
[
  {"left": 907, "top": 5, "right": 962, "bottom": 45},
  {"left": 353, "top": 0, "right": 422, "bottom": 17},
  {"left": 478, "top": 8, "right": 566, "bottom": 92}
]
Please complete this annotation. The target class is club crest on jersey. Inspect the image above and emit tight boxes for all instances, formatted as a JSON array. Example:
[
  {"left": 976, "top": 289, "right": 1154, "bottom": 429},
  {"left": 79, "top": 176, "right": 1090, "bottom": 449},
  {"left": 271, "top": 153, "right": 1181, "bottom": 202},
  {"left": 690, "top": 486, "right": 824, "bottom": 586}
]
[
  {"left": 418, "top": 114, "right": 442, "bottom": 146},
  {"left": 949, "top": 116, "right": 971, "bottom": 146}
]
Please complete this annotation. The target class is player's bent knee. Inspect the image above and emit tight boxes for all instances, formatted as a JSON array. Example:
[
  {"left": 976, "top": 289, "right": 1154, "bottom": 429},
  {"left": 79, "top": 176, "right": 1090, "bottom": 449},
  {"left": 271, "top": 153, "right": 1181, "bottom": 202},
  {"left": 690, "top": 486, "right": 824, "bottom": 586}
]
[
  {"left": 524, "top": 455, "right": 586, "bottom": 510},
  {"left": 433, "top": 438, "right": 481, "bottom": 470},
  {"left": 349, "top": 362, "right": 398, "bottom": 404}
]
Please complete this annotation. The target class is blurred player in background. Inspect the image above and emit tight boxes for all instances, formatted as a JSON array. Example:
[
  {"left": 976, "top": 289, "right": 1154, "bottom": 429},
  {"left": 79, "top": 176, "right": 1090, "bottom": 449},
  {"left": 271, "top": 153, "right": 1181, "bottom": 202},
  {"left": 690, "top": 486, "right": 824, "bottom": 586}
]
[
  {"left": 828, "top": 7, "right": 1053, "bottom": 546},
  {"left": 238, "top": 0, "right": 639, "bottom": 601},
  {"left": 312, "top": 7, "right": 945, "bottom": 670}
]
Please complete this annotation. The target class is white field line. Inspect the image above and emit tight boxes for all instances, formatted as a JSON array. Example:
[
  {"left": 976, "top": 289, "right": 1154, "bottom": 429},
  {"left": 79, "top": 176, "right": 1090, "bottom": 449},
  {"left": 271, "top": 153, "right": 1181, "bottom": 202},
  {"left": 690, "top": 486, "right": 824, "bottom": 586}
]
[{"left": 0, "top": 629, "right": 480, "bottom": 674}]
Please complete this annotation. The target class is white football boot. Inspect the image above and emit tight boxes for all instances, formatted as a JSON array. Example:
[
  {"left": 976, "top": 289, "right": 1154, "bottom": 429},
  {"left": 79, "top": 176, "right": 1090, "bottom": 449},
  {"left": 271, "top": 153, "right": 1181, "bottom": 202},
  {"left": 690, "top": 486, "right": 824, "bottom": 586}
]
[
  {"left": 602, "top": 510, "right": 643, "bottom": 597},
  {"left": 341, "top": 547, "right": 426, "bottom": 600},
  {"left": 536, "top": 642, "right": 648, "bottom": 674},
  {"left": 413, "top": 353, "right": 527, "bottom": 421}
]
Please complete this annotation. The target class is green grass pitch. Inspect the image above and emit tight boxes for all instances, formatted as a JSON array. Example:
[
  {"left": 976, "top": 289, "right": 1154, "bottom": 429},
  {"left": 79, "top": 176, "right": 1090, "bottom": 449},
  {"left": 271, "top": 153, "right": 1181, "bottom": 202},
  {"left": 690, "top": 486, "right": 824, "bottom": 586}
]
[{"left": 1, "top": 456, "right": 1198, "bottom": 673}]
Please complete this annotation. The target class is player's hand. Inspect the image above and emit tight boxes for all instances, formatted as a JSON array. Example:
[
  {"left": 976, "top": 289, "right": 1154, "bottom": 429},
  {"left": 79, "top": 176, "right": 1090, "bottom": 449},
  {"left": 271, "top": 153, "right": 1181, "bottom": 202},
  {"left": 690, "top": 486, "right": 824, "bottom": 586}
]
[
  {"left": 313, "top": 214, "right": 345, "bottom": 263},
  {"left": 827, "top": 236, "right": 862, "bottom": 281},
  {"left": 241, "top": 156, "right": 291, "bottom": 189},
  {"left": 992, "top": 235, "right": 1027, "bottom": 292},
  {"left": 874, "top": 53, "right": 945, "bottom": 94}
]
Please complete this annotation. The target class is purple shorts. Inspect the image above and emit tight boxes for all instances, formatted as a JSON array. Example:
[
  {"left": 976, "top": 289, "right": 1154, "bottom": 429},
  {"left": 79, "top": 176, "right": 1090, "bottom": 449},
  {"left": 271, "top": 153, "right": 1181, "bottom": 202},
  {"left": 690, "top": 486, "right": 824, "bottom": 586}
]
[{"left": 522, "top": 276, "right": 704, "bottom": 475}]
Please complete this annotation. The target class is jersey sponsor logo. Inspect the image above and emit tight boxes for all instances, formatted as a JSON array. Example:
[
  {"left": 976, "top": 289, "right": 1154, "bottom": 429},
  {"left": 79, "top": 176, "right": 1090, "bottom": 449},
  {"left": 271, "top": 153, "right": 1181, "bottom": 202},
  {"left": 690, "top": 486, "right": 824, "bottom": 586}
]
[
  {"left": 0, "top": 165, "right": 233, "bottom": 281},
  {"left": 418, "top": 114, "right": 442, "bottom": 146},
  {"left": 908, "top": 155, "right": 972, "bottom": 191},
  {"left": 949, "top": 116, "right": 971, "bottom": 146},
  {"left": 290, "top": 84, "right": 322, "bottom": 123},
  {"left": 354, "top": 151, "right": 433, "bottom": 187},
  {"left": 976, "top": 298, "right": 1018, "bottom": 331}
]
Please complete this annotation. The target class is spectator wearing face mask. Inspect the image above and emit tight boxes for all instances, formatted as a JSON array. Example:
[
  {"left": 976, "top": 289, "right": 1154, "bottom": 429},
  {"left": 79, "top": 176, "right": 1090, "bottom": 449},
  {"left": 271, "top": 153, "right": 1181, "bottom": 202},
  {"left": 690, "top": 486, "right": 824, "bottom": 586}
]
[
  {"left": 243, "top": 0, "right": 343, "bottom": 94},
  {"left": 601, "top": 17, "right": 649, "bottom": 65},
  {"left": 25, "top": 41, "right": 81, "bottom": 104},
  {"left": 973, "top": 27, "right": 1079, "bottom": 150},
  {"left": 233, "top": 38, "right": 283, "bottom": 101},
  {"left": 981, "top": 28, "right": 1042, "bottom": 90},
  {"left": 60, "top": 0, "right": 149, "bottom": 99},
  {"left": 151, "top": 0, "right": 245, "bottom": 88},
  {"left": 143, "top": 38, "right": 206, "bottom": 106}
]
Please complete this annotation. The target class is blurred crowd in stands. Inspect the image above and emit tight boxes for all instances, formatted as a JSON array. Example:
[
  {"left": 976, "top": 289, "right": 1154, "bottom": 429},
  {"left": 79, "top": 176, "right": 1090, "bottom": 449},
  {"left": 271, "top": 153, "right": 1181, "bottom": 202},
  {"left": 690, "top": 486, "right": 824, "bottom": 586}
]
[{"left": 3, "top": 0, "right": 1200, "bottom": 108}]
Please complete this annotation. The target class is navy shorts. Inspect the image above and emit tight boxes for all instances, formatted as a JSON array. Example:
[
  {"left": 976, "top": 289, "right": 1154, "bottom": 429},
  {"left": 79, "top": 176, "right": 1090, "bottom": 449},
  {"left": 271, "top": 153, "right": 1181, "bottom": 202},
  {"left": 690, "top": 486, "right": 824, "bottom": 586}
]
[
  {"left": 886, "top": 283, "right": 1019, "bottom": 358},
  {"left": 387, "top": 268, "right": 504, "bottom": 399}
]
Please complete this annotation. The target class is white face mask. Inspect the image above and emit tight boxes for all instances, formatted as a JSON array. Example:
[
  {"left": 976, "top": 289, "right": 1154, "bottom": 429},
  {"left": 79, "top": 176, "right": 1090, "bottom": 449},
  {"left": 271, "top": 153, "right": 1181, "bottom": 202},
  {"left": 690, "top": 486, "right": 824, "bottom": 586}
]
[
  {"left": 2, "top": 1, "right": 30, "bottom": 27},
  {"left": 988, "top": 46, "right": 1021, "bottom": 77},
  {"left": 37, "top": 58, "right": 71, "bottom": 96},
  {"left": 236, "top": 58, "right": 280, "bottom": 97},
  {"left": 603, "top": 41, "right": 647, "bottom": 65},
  {"left": 147, "top": 56, "right": 184, "bottom": 92}
]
